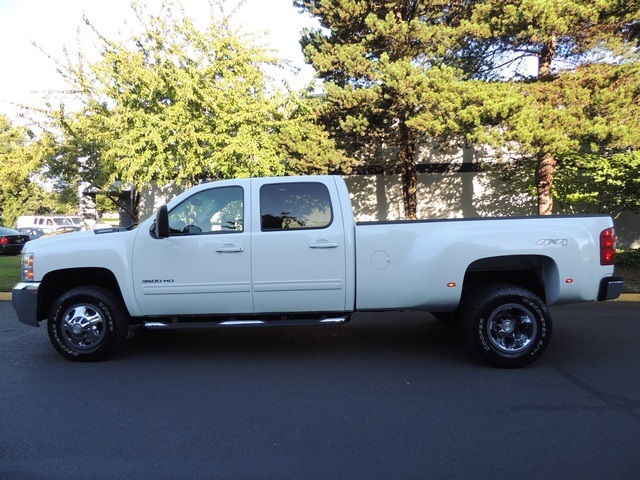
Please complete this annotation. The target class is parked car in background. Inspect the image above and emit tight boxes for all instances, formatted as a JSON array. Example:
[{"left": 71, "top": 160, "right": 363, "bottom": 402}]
[
  {"left": 16, "top": 214, "right": 115, "bottom": 233},
  {"left": 67, "top": 216, "right": 84, "bottom": 227},
  {"left": 0, "top": 227, "right": 31, "bottom": 255},
  {"left": 42, "top": 226, "right": 82, "bottom": 237},
  {"left": 16, "top": 215, "right": 77, "bottom": 233},
  {"left": 18, "top": 226, "right": 82, "bottom": 238},
  {"left": 17, "top": 227, "right": 47, "bottom": 240}
]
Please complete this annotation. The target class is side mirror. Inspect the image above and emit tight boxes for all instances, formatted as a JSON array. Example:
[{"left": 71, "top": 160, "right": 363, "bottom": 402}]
[{"left": 155, "top": 205, "right": 169, "bottom": 238}]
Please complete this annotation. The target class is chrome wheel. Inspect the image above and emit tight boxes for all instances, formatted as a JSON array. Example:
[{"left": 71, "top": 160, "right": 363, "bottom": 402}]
[
  {"left": 61, "top": 304, "right": 107, "bottom": 351},
  {"left": 460, "top": 283, "right": 552, "bottom": 367},
  {"left": 48, "top": 286, "right": 129, "bottom": 361},
  {"left": 486, "top": 303, "right": 538, "bottom": 354}
]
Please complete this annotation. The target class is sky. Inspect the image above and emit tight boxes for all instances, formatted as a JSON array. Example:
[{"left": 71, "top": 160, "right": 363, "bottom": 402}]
[{"left": 0, "top": 0, "right": 318, "bottom": 123}]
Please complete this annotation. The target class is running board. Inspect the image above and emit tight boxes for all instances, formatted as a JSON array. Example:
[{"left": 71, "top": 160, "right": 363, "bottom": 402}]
[{"left": 141, "top": 315, "right": 350, "bottom": 330}]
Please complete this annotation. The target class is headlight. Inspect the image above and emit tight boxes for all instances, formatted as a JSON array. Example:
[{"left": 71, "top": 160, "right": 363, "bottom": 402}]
[{"left": 21, "top": 253, "right": 34, "bottom": 281}]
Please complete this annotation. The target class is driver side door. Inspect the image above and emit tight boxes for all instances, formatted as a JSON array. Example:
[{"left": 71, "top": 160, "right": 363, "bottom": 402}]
[{"left": 132, "top": 185, "right": 253, "bottom": 316}]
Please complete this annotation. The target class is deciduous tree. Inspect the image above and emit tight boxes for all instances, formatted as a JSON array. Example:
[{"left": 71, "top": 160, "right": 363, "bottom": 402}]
[
  {"left": 0, "top": 115, "right": 72, "bottom": 227},
  {"left": 42, "top": 1, "right": 347, "bottom": 222}
]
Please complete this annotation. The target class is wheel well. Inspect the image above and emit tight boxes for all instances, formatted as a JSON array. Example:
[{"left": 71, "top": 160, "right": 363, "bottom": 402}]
[
  {"left": 462, "top": 255, "right": 559, "bottom": 303},
  {"left": 37, "top": 268, "right": 124, "bottom": 321}
]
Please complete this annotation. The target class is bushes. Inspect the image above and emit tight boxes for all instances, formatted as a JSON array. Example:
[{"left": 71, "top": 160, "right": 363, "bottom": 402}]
[{"left": 617, "top": 249, "right": 640, "bottom": 269}]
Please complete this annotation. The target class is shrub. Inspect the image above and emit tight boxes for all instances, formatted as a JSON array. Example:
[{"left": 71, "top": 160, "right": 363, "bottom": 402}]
[{"left": 617, "top": 249, "right": 640, "bottom": 269}]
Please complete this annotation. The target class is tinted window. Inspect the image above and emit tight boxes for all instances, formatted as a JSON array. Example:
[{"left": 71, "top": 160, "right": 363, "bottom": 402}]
[
  {"left": 168, "top": 186, "right": 243, "bottom": 235},
  {"left": 53, "top": 218, "right": 73, "bottom": 226},
  {"left": 260, "top": 182, "right": 333, "bottom": 231}
]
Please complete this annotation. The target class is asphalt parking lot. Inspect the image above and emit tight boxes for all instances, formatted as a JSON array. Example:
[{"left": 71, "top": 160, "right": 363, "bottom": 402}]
[{"left": 1, "top": 297, "right": 639, "bottom": 479}]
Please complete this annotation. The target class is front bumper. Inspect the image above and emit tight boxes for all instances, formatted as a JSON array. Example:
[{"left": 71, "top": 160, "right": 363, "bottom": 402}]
[
  {"left": 12, "top": 282, "right": 41, "bottom": 327},
  {"left": 597, "top": 276, "right": 624, "bottom": 301}
]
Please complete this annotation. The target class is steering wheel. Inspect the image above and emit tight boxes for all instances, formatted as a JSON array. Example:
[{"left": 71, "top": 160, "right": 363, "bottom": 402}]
[{"left": 183, "top": 224, "right": 202, "bottom": 234}]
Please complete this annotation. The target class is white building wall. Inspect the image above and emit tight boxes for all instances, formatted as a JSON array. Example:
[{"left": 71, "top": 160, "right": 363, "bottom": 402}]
[{"left": 343, "top": 173, "right": 639, "bottom": 248}]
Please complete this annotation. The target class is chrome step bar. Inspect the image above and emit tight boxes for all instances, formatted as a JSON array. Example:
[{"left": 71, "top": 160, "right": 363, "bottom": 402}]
[{"left": 142, "top": 315, "right": 350, "bottom": 330}]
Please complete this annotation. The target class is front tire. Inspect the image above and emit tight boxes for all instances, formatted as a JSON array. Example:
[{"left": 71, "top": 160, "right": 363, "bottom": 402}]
[
  {"left": 459, "top": 283, "right": 552, "bottom": 368},
  {"left": 47, "top": 286, "right": 129, "bottom": 362}
]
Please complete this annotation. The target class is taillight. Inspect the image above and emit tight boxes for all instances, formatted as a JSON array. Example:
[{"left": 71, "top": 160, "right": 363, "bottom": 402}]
[
  {"left": 600, "top": 228, "right": 616, "bottom": 265},
  {"left": 0, "top": 237, "right": 7, "bottom": 245}
]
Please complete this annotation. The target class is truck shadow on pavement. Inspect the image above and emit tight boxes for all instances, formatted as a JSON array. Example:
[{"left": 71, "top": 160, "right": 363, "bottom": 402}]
[{"left": 122, "top": 311, "right": 478, "bottom": 365}]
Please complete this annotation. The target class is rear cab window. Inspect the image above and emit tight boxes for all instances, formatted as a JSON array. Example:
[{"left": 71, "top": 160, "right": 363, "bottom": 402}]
[{"left": 260, "top": 182, "right": 333, "bottom": 231}]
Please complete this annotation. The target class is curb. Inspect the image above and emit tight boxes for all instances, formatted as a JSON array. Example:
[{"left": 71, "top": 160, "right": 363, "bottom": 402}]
[
  {"left": 617, "top": 293, "right": 640, "bottom": 302},
  {"left": 1, "top": 291, "right": 639, "bottom": 302}
]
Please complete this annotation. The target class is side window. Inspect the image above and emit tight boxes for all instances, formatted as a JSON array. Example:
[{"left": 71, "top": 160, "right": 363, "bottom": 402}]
[
  {"left": 260, "top": 182, "right": 333, "bottom": 231},
  {"left": 168, "top": 186, "right": 243, "bottom": 235}
]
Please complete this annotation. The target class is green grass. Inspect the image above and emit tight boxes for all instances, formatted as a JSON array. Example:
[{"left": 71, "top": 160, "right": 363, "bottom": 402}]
[
  {"left": 0, "top": 252, "right": 639, "bottom": 294},
  {"left": 0, "top": 255, "right": 21, "bottom": 292}
]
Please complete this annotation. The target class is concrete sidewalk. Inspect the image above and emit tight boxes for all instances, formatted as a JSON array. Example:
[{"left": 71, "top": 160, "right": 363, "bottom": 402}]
[{"left": 1, "top": 291, "right": 639, "bottom": 302}]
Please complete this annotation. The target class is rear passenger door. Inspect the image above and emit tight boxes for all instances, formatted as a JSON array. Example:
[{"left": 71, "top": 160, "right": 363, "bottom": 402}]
[{"left": 251, "top": 178, "right": 347, "bottom": 313}]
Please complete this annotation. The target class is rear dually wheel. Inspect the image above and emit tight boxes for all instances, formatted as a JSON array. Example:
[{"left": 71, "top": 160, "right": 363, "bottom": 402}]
[{"left": 459, "top": 283, "right": 552, "bottom": 368}]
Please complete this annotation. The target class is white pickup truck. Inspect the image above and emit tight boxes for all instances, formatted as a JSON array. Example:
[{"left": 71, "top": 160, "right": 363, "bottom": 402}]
[{"left": 13, "top": 175, "right": 623, "bottom": 367}]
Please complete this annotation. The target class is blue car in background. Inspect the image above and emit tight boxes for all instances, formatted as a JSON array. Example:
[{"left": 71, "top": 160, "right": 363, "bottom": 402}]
[{"left": 16, "top": 227, "right": 47, "bottom": 240}]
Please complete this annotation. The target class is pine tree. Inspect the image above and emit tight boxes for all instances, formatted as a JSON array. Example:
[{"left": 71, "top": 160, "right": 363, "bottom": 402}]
[
  {"left": 456, "top": 0, "right": 640, "bottom": 214},
  {"left": 297, "top": 0, "right": 640, "bottom": 216},
  {"left": 297, "top": 0, "right": 480, "bottom": 219}
]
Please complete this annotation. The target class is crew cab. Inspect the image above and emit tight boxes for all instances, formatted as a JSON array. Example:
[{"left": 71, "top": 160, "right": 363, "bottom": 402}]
[{"left": 13, "top": 175, "right": 623, "bottom": 367}]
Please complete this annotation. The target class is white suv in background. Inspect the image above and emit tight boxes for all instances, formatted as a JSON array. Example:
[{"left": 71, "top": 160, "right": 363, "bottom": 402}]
[{"left": 15, "top": 215, "right": 77, "bottom": 234}]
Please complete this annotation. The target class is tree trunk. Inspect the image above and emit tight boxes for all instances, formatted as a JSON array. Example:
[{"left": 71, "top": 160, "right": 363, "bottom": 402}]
[
  {"left": 535, "top": 151, "right": 556, "bottom": 215},
  {"left": 131, "top": 188, "right": 141, "bottom": 224},
  {"left": 399, "top": 120, "right": 417, "bottom": 220},
  {"left": 538, "top": 35, "right": 557, "bottom": 80},
  {"left": 107, "top": 185, "right": 141, "bottom": 226},
  {"left": 401, "top": 154, "right": 417, "bottom": 220},
  {"left": 535, "top": 36, "right": 557, "bottom": 215}
]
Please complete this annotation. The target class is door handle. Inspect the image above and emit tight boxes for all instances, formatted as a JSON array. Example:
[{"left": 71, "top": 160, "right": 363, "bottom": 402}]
[
  {"left": 309, "top": 242, "right": 339, "bottom": 249},
  {"left": 215, "top": 246, "right": 244, "bottom": 253}
]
